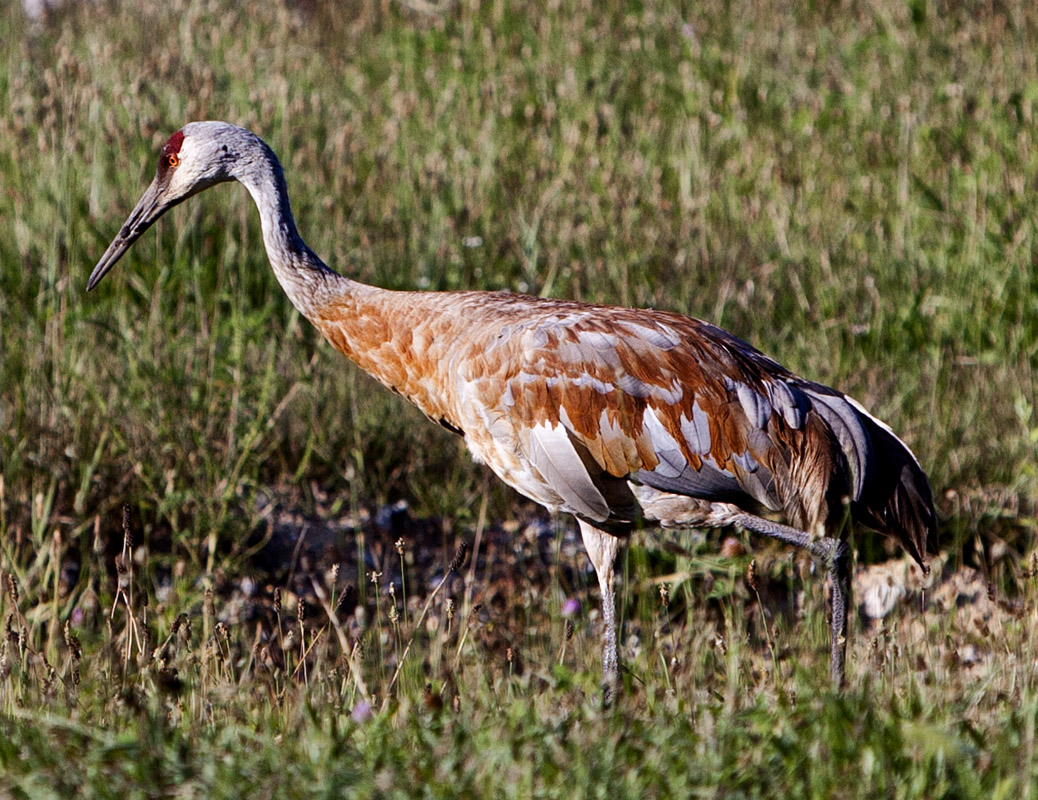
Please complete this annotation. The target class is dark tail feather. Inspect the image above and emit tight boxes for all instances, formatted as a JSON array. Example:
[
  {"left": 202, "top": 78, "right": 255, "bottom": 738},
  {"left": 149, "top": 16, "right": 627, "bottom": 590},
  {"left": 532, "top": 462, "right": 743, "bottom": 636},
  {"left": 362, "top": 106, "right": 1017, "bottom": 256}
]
[{"left": 852, "top": 413, "right": 938, "bottom": 570}]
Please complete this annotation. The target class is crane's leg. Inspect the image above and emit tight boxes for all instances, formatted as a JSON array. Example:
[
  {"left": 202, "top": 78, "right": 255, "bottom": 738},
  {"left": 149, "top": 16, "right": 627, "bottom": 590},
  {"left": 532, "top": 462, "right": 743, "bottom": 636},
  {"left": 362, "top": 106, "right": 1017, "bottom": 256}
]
[
  {"left": 826, "top": 538, "right": 850, "bottom": 688},
  {"left": 724, "top": 512, "right": 851, "bottom": 688},
  {"left": 577, "top": 520, "right": 622, "bottom": 699}
]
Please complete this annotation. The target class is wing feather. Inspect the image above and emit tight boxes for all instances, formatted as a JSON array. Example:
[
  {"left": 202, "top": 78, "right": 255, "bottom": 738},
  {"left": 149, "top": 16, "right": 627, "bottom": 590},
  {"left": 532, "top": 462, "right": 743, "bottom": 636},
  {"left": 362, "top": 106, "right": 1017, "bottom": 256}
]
[
  {"left": 448, "top": 294, "right": 933, "bottom": 563},
  {"left": 800, "top": 386, "right": 872, "bottom": 499},
  {"left": 527, "top": 421, "right": 610, "bottom": 520}
]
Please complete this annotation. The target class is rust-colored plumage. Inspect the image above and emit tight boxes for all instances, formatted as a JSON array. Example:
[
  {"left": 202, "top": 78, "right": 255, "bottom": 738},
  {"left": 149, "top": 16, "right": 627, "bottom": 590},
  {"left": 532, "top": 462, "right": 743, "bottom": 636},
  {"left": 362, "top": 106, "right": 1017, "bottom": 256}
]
[
  {"left": 313, "top": 290, "right": 933, "bottom": 559},
  {"left": 90, "top": 123, "right": 938, "bottom": 693}
]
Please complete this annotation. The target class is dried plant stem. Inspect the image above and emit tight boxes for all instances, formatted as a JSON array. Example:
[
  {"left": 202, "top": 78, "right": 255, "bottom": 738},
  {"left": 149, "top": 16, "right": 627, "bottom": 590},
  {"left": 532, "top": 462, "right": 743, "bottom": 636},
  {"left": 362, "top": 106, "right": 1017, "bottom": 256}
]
[
  {"left": 309, "top": 576, "right": 371, "bottom": 704},
  {"left": 452, "top": 623, "right": 472, "bottom": 672},
  {"left": 462, "top": 479, "right": 490, "bottom": 619},
  {"left": 111, "top": 506, "right": 146, "bottom": 670},
  {"left": 371, "top": 571, "right": 385, "bottom": 676},
  {"left": 290, "top": 625, "right": 325, "bottom": 682},
  {"left": 747, "top": 560, "right": 778, "bottom": 685},
  {"left": 396, "top": 539, "right": 410, "bottom": 628},
  {"left": 381, "top": 545, "right": 467, "bottom": 711}
]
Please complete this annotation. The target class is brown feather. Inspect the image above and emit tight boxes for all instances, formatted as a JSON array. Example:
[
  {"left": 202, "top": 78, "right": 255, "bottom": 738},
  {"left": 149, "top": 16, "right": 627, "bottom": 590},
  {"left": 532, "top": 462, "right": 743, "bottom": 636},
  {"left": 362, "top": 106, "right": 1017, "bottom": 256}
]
[{"left": 309, "top": 289, "right": 935, "bottom": 566}]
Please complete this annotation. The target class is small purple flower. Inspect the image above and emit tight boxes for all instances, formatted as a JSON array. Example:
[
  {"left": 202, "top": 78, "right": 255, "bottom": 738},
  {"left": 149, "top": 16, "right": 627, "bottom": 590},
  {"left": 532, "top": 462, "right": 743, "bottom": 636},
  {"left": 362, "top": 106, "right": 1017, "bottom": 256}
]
[
  {"left": 70, "top": 607, "right": 85, "bottom": 626},
  {"left": 351, "top": 701, "right": 373, "bottom": 723},
  {"left": 561, "top": 598, "right": 581, "bottom": 618}
]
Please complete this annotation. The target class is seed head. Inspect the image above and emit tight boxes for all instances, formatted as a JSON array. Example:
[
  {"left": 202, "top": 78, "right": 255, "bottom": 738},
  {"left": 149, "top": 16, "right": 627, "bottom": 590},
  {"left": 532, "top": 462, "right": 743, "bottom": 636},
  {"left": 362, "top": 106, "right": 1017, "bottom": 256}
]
[
  {"left": 387, "top": 585, "right": 399, "bottom": 624},
  {"left": 747, "top": 559, "right": 759, "bottom": 592},
  {"left": 121, "top": 503, "right": 134, "bottom": 551},
  {"left": 63, "top": 621, "right": 82, "bottom": 661},
  {"left": 335, "top": 584, "right": 353, "bottom": 613},
  {"left": 175, "top": 613, "right": 192, "bottom": 644},
  {"left": 92, "top": 516, "right": 104, "bottom": 555},
  {"left": 449, "top": 543, "right": 468, "bottom": 572}
]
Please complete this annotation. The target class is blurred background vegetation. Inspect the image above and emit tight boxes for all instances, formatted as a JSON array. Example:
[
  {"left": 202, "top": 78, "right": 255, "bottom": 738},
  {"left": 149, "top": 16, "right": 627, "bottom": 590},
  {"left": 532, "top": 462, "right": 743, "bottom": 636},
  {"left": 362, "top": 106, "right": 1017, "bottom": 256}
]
[{"left": 0, "top": 0, "right": 1037, "bottom": 795}]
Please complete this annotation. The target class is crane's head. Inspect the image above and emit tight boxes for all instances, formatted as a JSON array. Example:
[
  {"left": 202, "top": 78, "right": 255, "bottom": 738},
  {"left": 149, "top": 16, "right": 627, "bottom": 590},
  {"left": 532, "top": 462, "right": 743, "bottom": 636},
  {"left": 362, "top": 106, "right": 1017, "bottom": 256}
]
[{"left": 88, "top": 121, "right": 255, "bottom": 291}]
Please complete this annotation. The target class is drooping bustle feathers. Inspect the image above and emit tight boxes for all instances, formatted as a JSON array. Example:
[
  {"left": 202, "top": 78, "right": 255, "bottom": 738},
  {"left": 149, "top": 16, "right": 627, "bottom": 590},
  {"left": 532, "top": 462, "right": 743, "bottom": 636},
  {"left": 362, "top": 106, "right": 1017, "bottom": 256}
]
[{"left": 850, "top": 409, "right": 938, "bottom": 570}]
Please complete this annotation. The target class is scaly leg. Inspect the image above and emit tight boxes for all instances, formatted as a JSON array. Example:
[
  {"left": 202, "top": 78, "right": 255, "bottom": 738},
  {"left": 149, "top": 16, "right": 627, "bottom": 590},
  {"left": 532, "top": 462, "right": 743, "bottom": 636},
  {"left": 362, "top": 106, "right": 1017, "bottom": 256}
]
[
  {"left": 827, "top": 538, "right": 850, "bottom": 688},
  {"left": 578, "top": 520, "right": 622, "bottom": 698},
  {"left": 724, "top": 511, "right": 851, "bottom": 688}
]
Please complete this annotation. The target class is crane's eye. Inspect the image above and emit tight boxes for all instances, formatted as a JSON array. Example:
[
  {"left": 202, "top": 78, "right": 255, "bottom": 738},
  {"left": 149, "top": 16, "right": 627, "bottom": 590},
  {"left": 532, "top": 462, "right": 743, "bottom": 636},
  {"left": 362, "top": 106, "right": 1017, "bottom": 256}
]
[{"left": 166, "top": 153, "right": 180, "bottom": 168}]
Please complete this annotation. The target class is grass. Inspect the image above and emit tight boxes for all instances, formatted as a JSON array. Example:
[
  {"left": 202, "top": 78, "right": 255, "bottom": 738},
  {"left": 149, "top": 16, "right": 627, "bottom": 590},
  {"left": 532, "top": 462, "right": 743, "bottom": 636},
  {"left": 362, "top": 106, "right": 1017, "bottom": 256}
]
[{"left": 1, "top": 0, "right": 1037, "bottom": 795}]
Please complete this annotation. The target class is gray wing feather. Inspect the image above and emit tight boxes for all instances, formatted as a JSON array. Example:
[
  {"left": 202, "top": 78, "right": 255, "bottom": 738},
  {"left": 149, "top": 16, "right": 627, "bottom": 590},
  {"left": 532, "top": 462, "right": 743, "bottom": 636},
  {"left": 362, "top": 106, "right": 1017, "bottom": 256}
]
[
  {"left": 802, "top": 387, "right": 872, "bottom": 498},
  {"left": 733, "top": 380, "right": 772, "bottom": 430},
  {"left": 679, "top": 401, "right": 712, "bottom": 455},
  {"left": 731, "top": 446, "right": 781, "bottom": 511},
  {"left": 767, "top": 379, "right": 808, "bottom": 429},
  {"left": 634, "top": 458, "right": 745, "bottom": 502},
  {"left": 528, "top": 423, "right": 610, "bottom": 520},
  {"left": 640, "top": 407, "right": 688, "bottom": 478},
  {"left": 617, "top": 374, "right": 652, "bottom": 398}
]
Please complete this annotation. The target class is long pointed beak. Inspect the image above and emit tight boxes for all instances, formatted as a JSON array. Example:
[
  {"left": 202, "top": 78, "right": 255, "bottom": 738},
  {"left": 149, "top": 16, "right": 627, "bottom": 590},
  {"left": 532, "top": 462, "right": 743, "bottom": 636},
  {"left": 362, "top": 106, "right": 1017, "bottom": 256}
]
[{"left": 87, "top": 177, "right": 171, "bottom": 291}]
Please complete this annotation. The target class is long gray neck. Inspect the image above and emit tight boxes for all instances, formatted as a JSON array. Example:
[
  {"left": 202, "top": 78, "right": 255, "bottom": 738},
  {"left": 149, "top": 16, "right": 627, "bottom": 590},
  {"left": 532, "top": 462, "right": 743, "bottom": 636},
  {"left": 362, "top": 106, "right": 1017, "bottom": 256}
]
[{"left": 233, "top": 138, "right": 345, "bottom": 319}]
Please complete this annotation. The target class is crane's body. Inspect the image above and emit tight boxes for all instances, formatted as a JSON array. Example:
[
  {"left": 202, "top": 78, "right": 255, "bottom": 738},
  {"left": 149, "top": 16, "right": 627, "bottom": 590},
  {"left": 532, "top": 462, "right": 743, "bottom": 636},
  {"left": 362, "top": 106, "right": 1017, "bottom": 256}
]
[{"left": 90, "top": 122, "right": 938, "bottom": 692}]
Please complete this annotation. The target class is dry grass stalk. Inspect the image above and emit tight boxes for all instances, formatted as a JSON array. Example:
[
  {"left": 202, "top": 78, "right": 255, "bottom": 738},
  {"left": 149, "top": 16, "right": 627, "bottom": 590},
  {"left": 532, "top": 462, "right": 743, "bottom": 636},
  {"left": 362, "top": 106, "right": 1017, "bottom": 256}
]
[{"left": 381, "top": 543, "right": 468, "bottom": 710}]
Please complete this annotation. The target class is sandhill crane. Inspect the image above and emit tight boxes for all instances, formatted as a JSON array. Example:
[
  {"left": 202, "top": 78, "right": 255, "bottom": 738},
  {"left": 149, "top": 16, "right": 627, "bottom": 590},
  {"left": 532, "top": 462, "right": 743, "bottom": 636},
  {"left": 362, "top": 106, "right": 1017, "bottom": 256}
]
[{"left": 89, "top": 122, "right": 937, "bottom": 693}]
